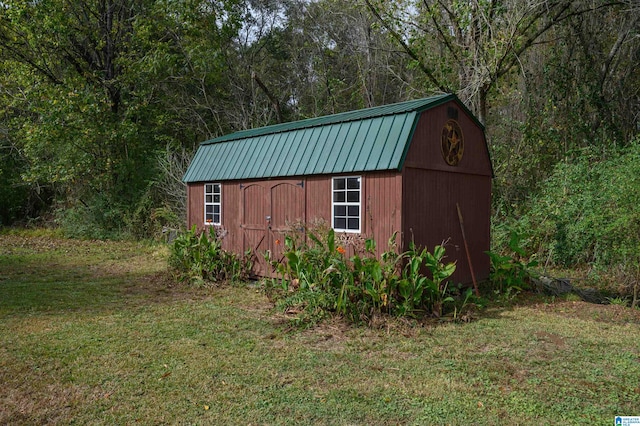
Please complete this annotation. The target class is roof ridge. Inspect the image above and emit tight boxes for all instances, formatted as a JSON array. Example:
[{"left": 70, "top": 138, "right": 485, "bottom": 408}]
[{"left": 203, "top": 93, "right": 453, "bottom": 145}]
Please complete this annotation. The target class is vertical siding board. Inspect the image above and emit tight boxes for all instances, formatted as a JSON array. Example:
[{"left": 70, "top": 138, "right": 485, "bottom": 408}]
[
  {"left": 404, "top": 101, "right": 491, "bottom": 176},
  {"left": 218, "top": 181, "right": 237, "bottom": 252},
  {"left": 187, "top": 183, "right": 204, "bottom": 230},
  {"left": 305, "top": 176, "right": 330, "bottom": 226},
  {"left": 362, "top": 171, "right": 403, "bottom": 258}
]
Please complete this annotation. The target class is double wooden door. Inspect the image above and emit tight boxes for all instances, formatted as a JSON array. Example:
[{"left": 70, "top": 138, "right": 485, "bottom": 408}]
[{"left": 241, "top": 180, "right": 305, "bottom": 277}]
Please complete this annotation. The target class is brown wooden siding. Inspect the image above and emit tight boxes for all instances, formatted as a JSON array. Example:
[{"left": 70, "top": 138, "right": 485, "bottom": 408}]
[
  {"left": 187, "top": 171, "right": 405, "bottom": 275},
  {"left": 400, "top": 99, "right": 492, "bottom": 284},
  {"left": 304, "top": 176, "right": 331, "bottom": 227},
  {"left": 187, "top": 183, "right": 204, "bottom": 230},
  {"left": 402, "top": 167, "right": 491, "bottom": 284},
  {"left": 404, "top": 101, "right": 492, "bottom": 176},
  {"left": 362, "top": 171, "right": 403, "bottom": 257}
]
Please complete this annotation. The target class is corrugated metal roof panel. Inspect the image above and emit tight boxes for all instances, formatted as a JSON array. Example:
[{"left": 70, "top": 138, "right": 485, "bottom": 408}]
[{"left": 183, "top": 94, "right": 455, "bottom": 182}]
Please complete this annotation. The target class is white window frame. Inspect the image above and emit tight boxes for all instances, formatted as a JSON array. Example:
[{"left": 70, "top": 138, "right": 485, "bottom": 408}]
[
  {"left": 204, "top": 183, "right": 222, "bottom": 225},
  {"left": 331, "top": 176, "right": 361, "bottom": 233}
]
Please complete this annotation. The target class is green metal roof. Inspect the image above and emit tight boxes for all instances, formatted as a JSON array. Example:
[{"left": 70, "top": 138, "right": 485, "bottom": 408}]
[{"left": 183, "top": 93, "right": 455, "bottom": 182}]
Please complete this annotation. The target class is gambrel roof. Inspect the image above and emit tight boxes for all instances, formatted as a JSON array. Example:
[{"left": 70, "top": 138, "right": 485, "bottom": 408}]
[{"left": 183, "top": 93, "right": 469, "bottom": 182}]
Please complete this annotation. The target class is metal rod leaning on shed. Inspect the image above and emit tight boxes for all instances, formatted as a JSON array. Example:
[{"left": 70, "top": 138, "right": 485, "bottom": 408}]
[{"left": 456, "top": 203, "right": 480, "bottom": 297}]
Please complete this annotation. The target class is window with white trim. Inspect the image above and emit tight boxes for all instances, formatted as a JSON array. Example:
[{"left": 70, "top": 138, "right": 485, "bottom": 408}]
[
  {"left": 332, "top": 176, "right": 361, "bottom": 232},
  {"left": 204, "top": 183, "right": 221, "bottom": 225}
]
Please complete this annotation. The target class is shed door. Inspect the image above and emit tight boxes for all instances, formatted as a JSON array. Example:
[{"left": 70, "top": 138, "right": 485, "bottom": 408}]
[
  {"left": 242, "top": 184, "right": 269, "bottom": 276},
  {"left": 241, "top": 180, "right": 305, "bottom": 277}
]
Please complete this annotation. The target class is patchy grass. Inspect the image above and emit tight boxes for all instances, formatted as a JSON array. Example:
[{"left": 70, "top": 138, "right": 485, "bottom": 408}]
[{"left": 1, "top": 231, "right": 639, "bottom": 425}]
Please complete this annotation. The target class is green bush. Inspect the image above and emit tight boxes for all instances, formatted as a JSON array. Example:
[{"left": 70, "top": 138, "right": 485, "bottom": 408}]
[
  {"left": 268, "top": 228, "right": 462, "bottom": 327},
  {"left": 169, "top": 225, "right": 252, "bottom": 285},
  {"left": 56, "top": 195, "right": 126, "bottom": 240},
  {"left": 503, "top": 140, "right": 640, "bottom": 270},
  {"left": 486, "top": 231, "right": 538, "bottom": 297}
]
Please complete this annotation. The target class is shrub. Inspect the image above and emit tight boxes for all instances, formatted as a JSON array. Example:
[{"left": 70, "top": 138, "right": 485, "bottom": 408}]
[
  {"left": 268, "top": 227, "right": 462, "bottom": 327},
  {"left": 169, "top": 225, "right": 252, "bottom": 285},
  {"left": 486, "top": 231, "right": 538, "bottom": 296},
  {"left": 523, "top": 141, "right": 640, "bottom": 268}
]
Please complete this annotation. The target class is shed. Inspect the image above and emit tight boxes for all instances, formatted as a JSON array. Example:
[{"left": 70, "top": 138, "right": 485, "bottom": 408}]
[{"left": 183, "top": 94, "right": 493, "bottom": 283}]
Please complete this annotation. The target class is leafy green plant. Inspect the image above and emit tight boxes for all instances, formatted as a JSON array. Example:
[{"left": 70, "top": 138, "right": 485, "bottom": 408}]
[
  {"left": 486, "top": 231, "right": 538, "bottom": 295},
  {"left": 169, "top": 225, "right": 251, "bottom": 285},
  {"left": 270, "top": 228, "right": 353, "bottom": 325},
  {"left": 396, "top": 242, "right": 457, "bottom": 317},
  {"left": 269, "top": 226, "right": 461, "bottom": 326},
  {"left": 518, "top": 140, "right": 640, "bottom": 269},
  {"left": 606, "top": 296, "right": 629, "bottom": 307}
]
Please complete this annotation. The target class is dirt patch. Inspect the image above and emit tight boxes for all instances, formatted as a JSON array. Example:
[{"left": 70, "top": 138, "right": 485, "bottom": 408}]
[
  {"left": 118, "top": 271, "right": 220, "bottom": 306},
  {"left": 0, "top": 378, "right": 98, "bottom": 425},
  {"left": 534, "top": 331, "right": 566, "bottom": 347}
]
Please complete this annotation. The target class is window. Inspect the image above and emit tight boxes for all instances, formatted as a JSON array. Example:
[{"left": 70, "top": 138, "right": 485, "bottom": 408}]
[
  {"left": 332, "top": 176, "right": 361, "bottom": 232},
  {"left": 204, "top": 183, "right": 221, "bottom": 225}
]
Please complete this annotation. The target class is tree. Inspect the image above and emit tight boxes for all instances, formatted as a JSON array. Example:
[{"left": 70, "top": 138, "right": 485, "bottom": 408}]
[
  {"left": 363, "top": 0, "right": 627, "bottom": 125},
  {"left": 0, "top": 0, "right": 245, "bottom": 233}
]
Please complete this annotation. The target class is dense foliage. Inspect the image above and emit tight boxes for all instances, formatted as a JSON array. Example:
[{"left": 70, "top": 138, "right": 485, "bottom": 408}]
[
  {"left": 169, "top": 225, "right": 252, "bottom": 285},
  {"left": 1, "top": 0, "right": 639, "bottom": 286},
  {"left": 508, "top": 141, "right": 640, "bottom": 268},
  {"left": 265, "top": 228, "right": 471, "bottom": 327}
]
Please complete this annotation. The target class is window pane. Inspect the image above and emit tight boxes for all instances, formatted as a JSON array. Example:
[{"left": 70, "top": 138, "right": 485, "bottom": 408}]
[
  {"left": 213, "top": 184, "right": 221, "bottom": 193},
  {"left": 213, "top": 214, "right": 220, "bottom": 223},
  {"left": 205, "top": 184, "right": 212, "bottom": 193},
  {"left": 334, "top": 217, "right": 346, "bottom": 229},
  {"left": 334, "top": 205, "right": 346, "bottom": 217},
  {"left": 213, "top": 194, "right": 220, "bottom": 203},
  {"left": 333, "top": 178, "right": 345, "bottom": 190},
  {"left": 347, "top": 190, "right": 359, "bottom": 202},
  {"left": 213, "top": 205, "right": 220, "bottom": 214},
  {"left": 333, "top": 191, "right": 345, "bottom": 202},
  {"left": 206, "top": 195, "right": 212, "bottom": 203},
  {"left": 347, "top": 218, "right": 359, "bottom": 230},
  {"left": 347, "top": 177, "right": 360, "bottom": 189},
  {"left": 206, "top": 205, "right": 213, "bottom": 214},
  {"left": 348, "top": 205, "right": 359, "bottom": 216}
]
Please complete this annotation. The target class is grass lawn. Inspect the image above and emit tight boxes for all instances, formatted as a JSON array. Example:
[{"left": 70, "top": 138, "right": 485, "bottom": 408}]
[{"left": 1, "top": 230, "right": 639, "bottom": 425}]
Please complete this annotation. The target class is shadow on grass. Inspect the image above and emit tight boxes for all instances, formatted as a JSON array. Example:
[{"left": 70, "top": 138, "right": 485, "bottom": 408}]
[{"left": 0, "top": 252, "right": 207, "bottom": 318}]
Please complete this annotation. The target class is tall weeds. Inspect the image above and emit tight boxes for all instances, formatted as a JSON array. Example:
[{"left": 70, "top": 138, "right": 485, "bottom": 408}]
[
  {"left": 268, "top": 227, "right": 464, "bottom": 327},
  {"left": 169, "top": 225, "right": 252, "bottom": 285}
]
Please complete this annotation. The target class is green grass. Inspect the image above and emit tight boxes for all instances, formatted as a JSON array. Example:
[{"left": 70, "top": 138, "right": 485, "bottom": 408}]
[{"left": 1, "top": 231, "right": 639, "bottom": 425}]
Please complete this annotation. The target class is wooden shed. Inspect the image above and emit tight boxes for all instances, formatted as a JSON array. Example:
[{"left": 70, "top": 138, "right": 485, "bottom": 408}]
[{"left": 183, "top": 94, "right": 493, "bottom": 283}]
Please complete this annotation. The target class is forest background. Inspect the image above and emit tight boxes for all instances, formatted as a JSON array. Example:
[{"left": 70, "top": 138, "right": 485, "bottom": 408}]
[{"left": 1, "top": 0, "right": 639, "bottom": 287}]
